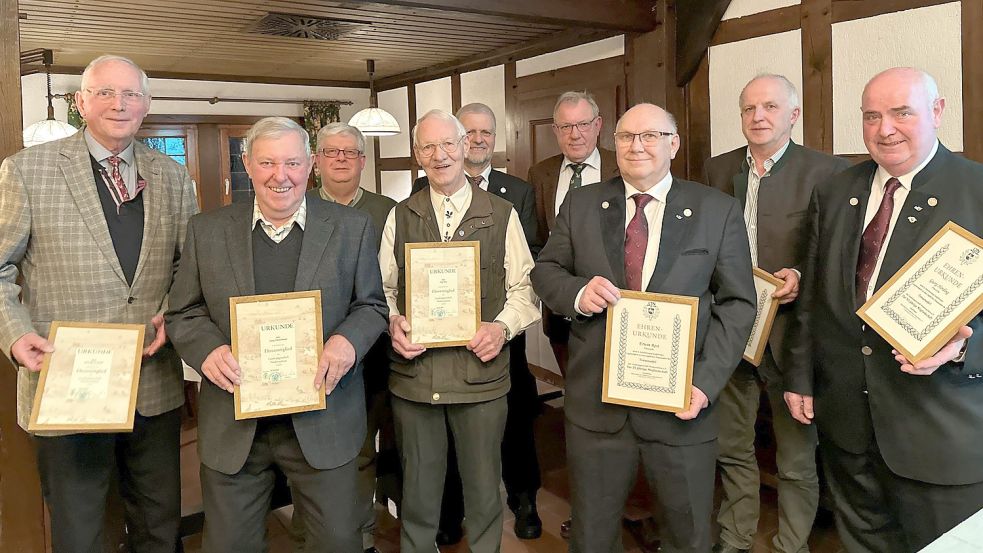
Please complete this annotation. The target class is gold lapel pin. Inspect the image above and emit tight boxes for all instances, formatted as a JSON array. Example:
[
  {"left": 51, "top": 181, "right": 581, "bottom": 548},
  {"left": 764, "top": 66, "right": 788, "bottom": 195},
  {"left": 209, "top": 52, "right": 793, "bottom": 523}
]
[
  {"left": 927, "top": 197, "right": 938, "bottom": 207},
  {"left": 683, "top": 208, "right": 692, "bottom": 217},
  {"left": 601, "top": 201, "right": 610, "bottom": 209}
]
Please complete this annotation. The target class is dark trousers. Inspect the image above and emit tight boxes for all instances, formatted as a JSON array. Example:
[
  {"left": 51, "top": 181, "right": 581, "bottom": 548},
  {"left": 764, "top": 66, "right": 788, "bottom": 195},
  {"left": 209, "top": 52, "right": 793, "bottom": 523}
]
[
  {"left": 821, "top": 439, "right": 983, "bottom": 553},
  {"left": 35, "top": 408, "right": 182, "bottom": 553},
  {"left": 200, "top": 417, "right": 360, "bottom": 553},
  {"left": 566, "top": 420, "right": 716, "bottom": 553},
  {"left": 438, "top": 336, "right": 542, "bottom": 529}
]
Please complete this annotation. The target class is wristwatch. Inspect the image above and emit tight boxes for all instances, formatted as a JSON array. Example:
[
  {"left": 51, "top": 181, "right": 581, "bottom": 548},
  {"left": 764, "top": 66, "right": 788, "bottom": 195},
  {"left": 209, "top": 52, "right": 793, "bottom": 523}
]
[{"left": 495, "top": 320, "right": 512, "bottom": 342}]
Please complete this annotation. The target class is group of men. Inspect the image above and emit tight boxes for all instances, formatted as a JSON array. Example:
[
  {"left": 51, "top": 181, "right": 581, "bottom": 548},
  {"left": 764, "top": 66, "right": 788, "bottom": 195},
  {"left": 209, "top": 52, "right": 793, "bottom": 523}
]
[{"left": 0, "top": 52, "right": 980, "bottom": 553}]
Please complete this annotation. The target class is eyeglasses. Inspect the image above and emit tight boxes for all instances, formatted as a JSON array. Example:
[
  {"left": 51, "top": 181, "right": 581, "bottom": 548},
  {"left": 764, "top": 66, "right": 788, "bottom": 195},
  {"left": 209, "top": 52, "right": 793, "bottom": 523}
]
[
  {"left": 416, "top": 137, "right": 464, "bottom": 157},
  {"left": 84, "top": 88, "right": 146, "bottom": 104},
  {"left": 613, "top": 130, "right": 676, "bottom": 145},
  {"left": 553, "top": 117, "right": 598, "bottom": 135},
  {"left": 318, "top": 148, "right": 362, "bottom": 159},
  {"left": 466, "top": 129, "right": 495, "bottom": 140}
]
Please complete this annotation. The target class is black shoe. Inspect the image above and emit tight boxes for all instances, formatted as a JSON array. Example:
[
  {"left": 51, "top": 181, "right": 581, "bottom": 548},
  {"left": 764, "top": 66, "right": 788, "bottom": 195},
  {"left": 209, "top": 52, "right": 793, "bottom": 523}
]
[
  {"left": 509, "top": 493, "right": 542, "bottom": 539},
  {"left": 435, "top": 526, "right": 463, "bottom": 546},
  {"left": 623, "top": 517, "right": 660, "bottom": 553},
  {"left": 712, "top": 543, "right": 750, "bottom": 553},
  {"left": 560, "top": 518, "right": 572, "bottom": 539}
]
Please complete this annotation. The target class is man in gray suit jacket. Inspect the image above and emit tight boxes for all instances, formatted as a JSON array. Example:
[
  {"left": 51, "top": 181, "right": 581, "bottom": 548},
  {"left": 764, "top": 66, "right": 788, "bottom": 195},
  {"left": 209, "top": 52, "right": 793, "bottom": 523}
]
[
  {"left": 703, "top": 75, "right": 850, "bottom": 553},
  {"left": 0, "top": 55, "right": 197, "bottom": 553},
  {"left": 166, "top": 117, "right": 388, "bottom": 552},
  {"left": 785, "top": 68, "right": 983, "bottom": 552},
  {"left": 532, "top": 103, "right": 756, "bottom": 553}
]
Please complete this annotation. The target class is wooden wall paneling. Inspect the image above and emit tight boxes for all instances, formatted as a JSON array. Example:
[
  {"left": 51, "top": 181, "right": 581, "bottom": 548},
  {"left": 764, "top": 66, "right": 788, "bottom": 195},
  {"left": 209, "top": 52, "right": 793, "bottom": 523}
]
[
  {"left": 831, "top": 0, "right": 957, "bottom": 23},
  {"left": 451, "top": 74, "right": 462, "bottom": 114},
  {"left": 801, "top": 0, "right": 835, "bottom": 153},
  {"left": 711, "top": 5, "right": 801, "bottom": 45},
  {"left": 372, "top": 88, "right": 383, "bottom": 193},
  {"left": 963, "top": 0, "right": 983, "bottom": 163},
  {"left": 407, "top": 85, "right": 418, "bottom": 181},
  {"left": 685, "top": 54, "right": 712, "bottom": 183},
  {"left": 505, "top": 61, "right": 519, "bottom": 175}
]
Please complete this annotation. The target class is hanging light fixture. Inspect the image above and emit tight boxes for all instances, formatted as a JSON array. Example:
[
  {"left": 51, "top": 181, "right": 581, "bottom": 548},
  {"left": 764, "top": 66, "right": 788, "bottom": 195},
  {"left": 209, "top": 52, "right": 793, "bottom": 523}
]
[
  {"left": 348, "top": 59, "right": 401, "bottom": 137},
  {"left": 22, "top": 49, "right": 78, "bottom": 148}
]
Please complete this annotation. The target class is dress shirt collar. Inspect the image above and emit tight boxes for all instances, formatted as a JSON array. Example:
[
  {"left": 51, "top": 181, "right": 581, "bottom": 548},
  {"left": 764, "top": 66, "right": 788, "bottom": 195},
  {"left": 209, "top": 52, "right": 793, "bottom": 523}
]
[
  {"left": 466, "top": 164, "right": 493, "bottom": 188},
  {"left": 623, "top": 171, "right": 672, "bottom": 204},
  {"left": 84, "top": 129, "right": 135, "bottom": 166},
  {"left": 745, "top": 139, "right": 791, "bottom": 177},
  {"left": 873, "top": 139, "right": 939, "bottom": 193},
  {"left": 564, "top": 147, "right": 601, "bottom": 172},
  {"left": 430, "top": 179, "right": 472, "bottom": 215},
  {"left": 252, "top": 197, "right": 307, "bottom": 236}
]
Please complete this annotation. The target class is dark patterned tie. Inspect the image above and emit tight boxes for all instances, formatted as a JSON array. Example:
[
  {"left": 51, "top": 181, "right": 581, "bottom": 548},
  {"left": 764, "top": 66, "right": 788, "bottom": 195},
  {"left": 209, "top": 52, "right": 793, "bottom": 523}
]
[
  {"left": 856, "top": 177, "right": 902, "bottom": 307},
  {"left": 569, "top": 163, "right": 587, "bottom": 189},
  {"left": 106, "top": 156, "right": 130, "bottom": 202},
  {"left": 466, "top": 174, "right": 484, "bottom": 189},
  {"left": 625, "top": 193, "right": 654, "bottom": 291}
]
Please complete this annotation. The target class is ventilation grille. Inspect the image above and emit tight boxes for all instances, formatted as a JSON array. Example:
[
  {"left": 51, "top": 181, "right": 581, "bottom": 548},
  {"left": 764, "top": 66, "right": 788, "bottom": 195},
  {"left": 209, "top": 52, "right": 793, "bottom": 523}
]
[{"left": 248, "top": 13, "right": 370, "bottom": 41}]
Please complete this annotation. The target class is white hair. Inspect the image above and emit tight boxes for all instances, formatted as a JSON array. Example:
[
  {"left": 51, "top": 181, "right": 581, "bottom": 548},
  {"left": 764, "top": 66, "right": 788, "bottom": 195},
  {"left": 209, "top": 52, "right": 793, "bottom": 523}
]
[
  {"left": 80, "top": 55, "right": 152, "bottom": 97},
  {"left": 242, "top": 117, "right": 311, "bottom": 158},
  {"left": 553, "top": 91, "right": 600, "bottom": 120},
  {"left": 456, "top": 102, "right": 497, "bottom": 132},
  {"left": 739, "top": 74, "right": 799, "bottom": 110},
  {"left": 412, "top": 109, "right": 466, "bottom": 146},
  {"left": 316, "top": 122, "right": 365, "bottom": 152}
]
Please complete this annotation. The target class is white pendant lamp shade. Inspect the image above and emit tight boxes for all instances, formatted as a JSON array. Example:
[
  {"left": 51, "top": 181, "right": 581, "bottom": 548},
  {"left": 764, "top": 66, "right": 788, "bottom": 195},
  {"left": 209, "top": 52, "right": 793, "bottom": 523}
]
[
  {"left": 23, "top": 118, "right": 78, "bottom": 148},
  {"left": 348, "top": 107, "right": 401, "bottom": 137}
]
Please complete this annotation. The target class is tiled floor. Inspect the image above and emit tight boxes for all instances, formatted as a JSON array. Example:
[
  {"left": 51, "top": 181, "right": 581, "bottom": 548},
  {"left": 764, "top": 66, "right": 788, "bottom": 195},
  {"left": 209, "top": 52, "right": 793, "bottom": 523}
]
[{"left": 181, "top": 396, "right": 844, "bottom": 553}]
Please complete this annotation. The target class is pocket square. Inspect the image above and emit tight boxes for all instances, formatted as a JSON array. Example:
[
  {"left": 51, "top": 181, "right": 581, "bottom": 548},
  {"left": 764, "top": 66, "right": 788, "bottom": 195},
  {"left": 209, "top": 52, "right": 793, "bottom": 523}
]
[{"left": 682, "top": 248, "right": 709, "bottom": 255}]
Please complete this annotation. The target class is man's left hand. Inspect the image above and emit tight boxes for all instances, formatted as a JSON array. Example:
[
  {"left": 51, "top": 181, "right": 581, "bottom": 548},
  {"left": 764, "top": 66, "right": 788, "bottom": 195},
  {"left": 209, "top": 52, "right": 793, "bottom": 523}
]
[
  {"left": 467, "top": 322, "right": 506, "bottom": 363},
  {"left": 315, "top": 334, "right": 356, "bottom": 394},
  {"left": 894, "top": 325, "right": 972, "bottom": 376},
  {"left": 143, "top": 314, "right": 167, "bottom": 357},
  {"left": 771, "top": 268, "right": 800, "bottom": 304},
  {"left": 675, "top": 385, "right": 710, "bottom": 420}
]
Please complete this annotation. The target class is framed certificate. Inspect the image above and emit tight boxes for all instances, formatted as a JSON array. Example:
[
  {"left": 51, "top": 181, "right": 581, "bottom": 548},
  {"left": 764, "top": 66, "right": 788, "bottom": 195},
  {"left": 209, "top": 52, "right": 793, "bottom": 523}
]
[
  {"left": 230, "top": 290, "right": 325, "bottom": 420},
  {"left": 405, "top": 241, "right": 481, "bottom": 348},
  {"left": 29, "top": 321, "right": 145, "bottom": 432},
  {"left": 744, "top": 268, "right": 783, "bottom": 366},
  {"left": 602, "top": 291, "right": 698, "bottom": 413},
  {"left": 858, "top": 222, "right": 983, "bottom": 363}
]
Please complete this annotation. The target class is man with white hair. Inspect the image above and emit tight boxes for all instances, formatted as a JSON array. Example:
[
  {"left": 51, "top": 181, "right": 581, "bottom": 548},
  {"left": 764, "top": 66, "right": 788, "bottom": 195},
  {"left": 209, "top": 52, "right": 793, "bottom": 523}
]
[
  {"left": 0, "top": 55, "right": 198, "bottom": 552},
  {"left": 379, "top": 109, "right": 539, "bottom": 553},
  {"left": 703, "top": 74, "right": 849, "bottom": 553},
  {"left": 785, "top": 67, "right": 983, "bottom": 551},
  {"left": 166, "top": 117, "right": 388, "bottom": 551}
]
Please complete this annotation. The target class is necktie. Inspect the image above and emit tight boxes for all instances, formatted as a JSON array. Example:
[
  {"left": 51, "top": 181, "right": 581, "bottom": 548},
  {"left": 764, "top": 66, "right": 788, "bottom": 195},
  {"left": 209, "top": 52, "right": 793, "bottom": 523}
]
[
  {"left": 106, "top": 156, "right": 130, "bottom": 202},
  {"left": 625, "top": 193, "right": 655, "bottom": 291},
  {"left": 466, "top": 174, "right": 484, "bottom": 189},
  {"left": 569, "top": 163, "right": 586, "bottom": 189},
  {"left": 855, "top": 177, "right": 902, "bottom": 306}
]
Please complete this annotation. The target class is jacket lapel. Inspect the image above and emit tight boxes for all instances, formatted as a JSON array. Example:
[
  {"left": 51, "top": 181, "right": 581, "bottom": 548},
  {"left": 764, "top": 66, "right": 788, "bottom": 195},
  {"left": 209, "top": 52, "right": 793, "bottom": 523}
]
[
  {"left": 226, "top": 202, "right": 255, "bottom": 296},
  {"left": 407, "top": 188, "right": 442, "bottom": 241},
  {"left": 295, "top": 199, "right": 336, "bottom": 291},
  {"left": 544, "top": 157, "right": 562, "bottom": 230},
  {"left": 841, "top": 164, "right": 877, "bottom": 304},
  {"left": 600, "top": 180, "right": 627, "bottom": 289},
  {"left": 131, "top": 143, "right": 162, "bottom": 285},
  {"left": 646, "top": 180, "right": 687, "bottom": 292}
]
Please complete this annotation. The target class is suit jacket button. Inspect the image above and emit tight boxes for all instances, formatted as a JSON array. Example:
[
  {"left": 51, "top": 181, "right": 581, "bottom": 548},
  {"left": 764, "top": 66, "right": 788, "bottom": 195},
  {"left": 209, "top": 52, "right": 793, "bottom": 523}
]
[
  {"left": 861, "top": 346, "right": 872, "bottom": 356},
  {"left": 127, "top": 297, "right": 135, "bottom": 304},
  {"left": 432, "top": 393, "right": 440, "bottom": 401}
]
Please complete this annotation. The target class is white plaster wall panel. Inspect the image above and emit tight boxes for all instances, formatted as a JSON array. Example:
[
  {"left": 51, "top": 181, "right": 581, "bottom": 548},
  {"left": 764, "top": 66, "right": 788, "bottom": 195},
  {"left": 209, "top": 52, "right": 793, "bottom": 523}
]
[
  {"left": 831, "top": 3, "right": 963, "bottom": 154},
  {"left": 708, "top": 30, "right": 804, "bottom": 156},
  {"left": 380, "top": 170, "right": 413, "bottom": 202},
  {"left": 723, "top": 0, "right": 800, "bottom": 20},
  {"left": 516, "top": 35, "right": 625, "bottom": 78},
  {"left": 377, "top": 87, "right": 411, "bottom": 159},
  {"left": 415, "top": 77, "right": 453, "bottom": 119},
  {"left": 461, "top": 65, "right": 507, "bottom": 152}
]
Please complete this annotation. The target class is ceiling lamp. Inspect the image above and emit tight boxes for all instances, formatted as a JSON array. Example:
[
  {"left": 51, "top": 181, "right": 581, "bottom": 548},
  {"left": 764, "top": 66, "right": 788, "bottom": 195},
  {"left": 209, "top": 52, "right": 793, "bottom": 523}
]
[
  {"left": 348, "top": 59, "right": 400, "bottom": 137},
  {"left": 23, "top": 49, "right": 78, "bottom": 148}
]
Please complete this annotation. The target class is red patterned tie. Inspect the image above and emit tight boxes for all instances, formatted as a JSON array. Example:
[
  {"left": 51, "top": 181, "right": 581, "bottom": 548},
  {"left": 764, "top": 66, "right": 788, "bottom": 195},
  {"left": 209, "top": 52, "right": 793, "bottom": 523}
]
[
  {"left": 855, "top": 177, "right": 902, "bottom": 307},
  {"left": 106, "top": 156, "right": 131, "bottom": 202},
  {"left": 625, "top": 193, "right": 654, "bottom": 291}
]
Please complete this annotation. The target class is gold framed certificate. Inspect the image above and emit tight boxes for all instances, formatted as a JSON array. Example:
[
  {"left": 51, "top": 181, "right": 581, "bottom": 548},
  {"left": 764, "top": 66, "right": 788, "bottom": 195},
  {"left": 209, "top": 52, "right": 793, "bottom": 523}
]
[
  {"left": 405, "top": 241, "right": 481, "bottom": 348},
  {"left": 29, "top": 321, "right": 145, "bottom": 433},
  {"left": 744, "top": 268, "right": 783, "bottom": 366},
  {"left": 858, "top": 222, "right": 983, "bottom": 362},
  {"left": 602, "top": 291, "right": 698, "bottom": 413},
  {"left": 230, "top": 290, "right": 325, "bottom": 420}
]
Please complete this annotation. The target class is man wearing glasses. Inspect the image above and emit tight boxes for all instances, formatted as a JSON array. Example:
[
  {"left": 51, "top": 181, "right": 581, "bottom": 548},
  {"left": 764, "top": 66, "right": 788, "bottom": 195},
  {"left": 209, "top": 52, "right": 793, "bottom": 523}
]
[
  {"left": 0, "top": 55, "right": 198, "bottom": 552},
  {"left": 379, "top": 109, "right": 540, "bottom": 553},
  {"left": 532, "top": 103, "right": 756, "bottom": 553}
]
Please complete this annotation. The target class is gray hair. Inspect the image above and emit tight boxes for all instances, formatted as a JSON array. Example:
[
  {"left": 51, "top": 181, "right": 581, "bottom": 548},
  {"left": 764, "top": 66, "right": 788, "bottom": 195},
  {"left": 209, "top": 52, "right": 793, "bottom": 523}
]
[
  {"left": 455, "top": 102, "right": 497, "bottom": 132},
  {"left": 80, "top": 55, "right": 152, "bottom": 97},
  {"left": 242, "top": 117, "right": 311, "bottom": 158},
  {"left": 739, "top": 74, "right": 800, "bottom": 110},
  {"left": 864, "top": 67, "right": 941, "bottom": 104},
  {"left": 553, "top": 91, "right": 600, "bottom": 120},
  {"left": 316, "top": 122, "right": 365, "bottom": 153},
  {"left": 412, "top": 109, "right": 466, "bottom": 147}
]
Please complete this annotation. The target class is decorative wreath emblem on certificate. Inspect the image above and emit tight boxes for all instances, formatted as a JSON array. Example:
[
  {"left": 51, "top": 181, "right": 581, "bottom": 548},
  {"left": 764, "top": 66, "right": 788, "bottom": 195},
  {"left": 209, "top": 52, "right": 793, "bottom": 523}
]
[
  {"left": 615, "top": 311, "right": 680, "bottom": 393},
  {"left": 960, "top": 247, "right": 980, "bottom": 266},
  {"left": 643, "top": 302, "right": 660, "bottom": 320},
  {"left": 747, "top": 289, "right": 769, "bottom": 349}
]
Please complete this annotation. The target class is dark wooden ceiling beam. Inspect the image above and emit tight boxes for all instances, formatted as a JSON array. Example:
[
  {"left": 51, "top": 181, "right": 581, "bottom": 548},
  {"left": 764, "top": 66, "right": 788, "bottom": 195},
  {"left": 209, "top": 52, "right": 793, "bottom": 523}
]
[
  {"left": 20, "top": 64, "right": 370, "bottom": 88},
  {"left": 360, "top": 0, "right": 657, "bottom": 32},
  {"left": 675, "top": 0, "right": 731, "bottom": 86}
]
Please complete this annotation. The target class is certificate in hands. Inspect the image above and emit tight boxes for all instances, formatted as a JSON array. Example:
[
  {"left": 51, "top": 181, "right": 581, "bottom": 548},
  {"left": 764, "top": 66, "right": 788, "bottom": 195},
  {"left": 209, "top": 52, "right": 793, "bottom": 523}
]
[
  {"left": 230, "top": 291, "right": 325, "bottom": 420},
  {"left": 602, "top": 291, "right": 698, "bottom": 413},
  {"left": 405, "top": 241, "right": 481, "bottom": 348},
  {"left": 744, "top": 268, "right": 783, "bottom": 366},
  {"left": 29, "top": 321, "right": 145, "bottom": 432},
  {"left": 858, "top": 222, "right": 983, "bottom": 362}
]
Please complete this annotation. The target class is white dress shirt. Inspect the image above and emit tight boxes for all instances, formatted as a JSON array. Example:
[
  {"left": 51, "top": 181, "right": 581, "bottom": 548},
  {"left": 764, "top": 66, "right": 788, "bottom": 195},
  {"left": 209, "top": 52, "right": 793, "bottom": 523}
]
[
  {"left": 466, "top": 164, "right": 493, "bottom": 191},
  {"left": 84, "top": 129, "right": 139, "bottom": 198},
  {"left": 744, "top": 140, "right": 791, "bottom": 266},
  {"left": 554, "top": 147, "right": 602, "bottom": 217}
]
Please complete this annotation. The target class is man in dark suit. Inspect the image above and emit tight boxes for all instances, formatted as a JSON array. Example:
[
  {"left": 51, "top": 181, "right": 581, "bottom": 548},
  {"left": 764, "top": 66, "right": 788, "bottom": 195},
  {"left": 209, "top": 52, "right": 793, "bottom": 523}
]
[
  {"left": 785, "top": 67, "right": 983, "bottom": 552},
  {"left": 411, "top": 103, "right": 544, "bottom": 541},
  {"left": 532, "top": 103, "right": 757, "bottom": 553},
  {"left": 166, "top": 117, "right": 388, "bottom": 552},
  {"left": 704, "top": 75, "right": 850, "bottom": 553}
]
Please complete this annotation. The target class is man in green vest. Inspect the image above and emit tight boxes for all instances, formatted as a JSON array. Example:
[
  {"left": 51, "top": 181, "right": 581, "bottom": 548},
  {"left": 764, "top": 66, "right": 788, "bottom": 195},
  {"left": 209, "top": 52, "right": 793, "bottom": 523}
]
[{"left": 379, "top": 109, "right": 540, "bottom": 553}]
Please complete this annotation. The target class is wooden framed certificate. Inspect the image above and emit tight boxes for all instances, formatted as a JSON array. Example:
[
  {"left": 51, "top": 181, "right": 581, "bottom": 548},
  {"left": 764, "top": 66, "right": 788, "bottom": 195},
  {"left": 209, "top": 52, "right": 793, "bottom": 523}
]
[
  {"left": 29, "top": 321, "right": 145, "bottom": 433},
  {"left": 744, "top": 268, "right": 783, "bottom": 366},
  {"left": 858, "top": 222, "right": 983, "bottom": 362},
  {"left": 405, "top": 241, "right": 481, "bottom": 348},
  {"left": 602, "top": 291, "right": 698, "bottom": 413},
  {"left": 230, "top": 290, "right": 325, "bottom": 420}
]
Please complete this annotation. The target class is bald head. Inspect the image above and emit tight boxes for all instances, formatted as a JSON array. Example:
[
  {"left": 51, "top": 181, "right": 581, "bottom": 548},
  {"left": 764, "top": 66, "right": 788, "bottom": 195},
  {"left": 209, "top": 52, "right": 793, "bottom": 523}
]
[{"left": 614, "top": 103, "right": 680, "bottom": 191}]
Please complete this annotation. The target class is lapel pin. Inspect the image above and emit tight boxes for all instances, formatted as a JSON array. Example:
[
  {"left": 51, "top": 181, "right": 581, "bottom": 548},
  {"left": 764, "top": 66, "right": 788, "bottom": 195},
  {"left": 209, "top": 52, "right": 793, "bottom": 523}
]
[
  {"left": 683, "top": 208, "right": 692, "bottom": 217},
  {"left": 601, "top": 201, "right": 610, "bottom": 209},
  {"left": 675, "top": 214, "right": 683, "bottom": 220},
  {"left": 908, "top": 216, "right": 917, "bottom": 223},
  {"left": 458, "top": 230, "right": 465, "bottom": 237},
  {"left": 914, "top": 205, "right": 923, "bottom": 211},
  {"left": 928, "top": 197, "right": 938, "bottom": 207},
  {"left": 849, "top": 197, "right": 859, "bottom": 206},
  {"left": 500, "top": 187, "right": 506, "bottom": 193}
]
